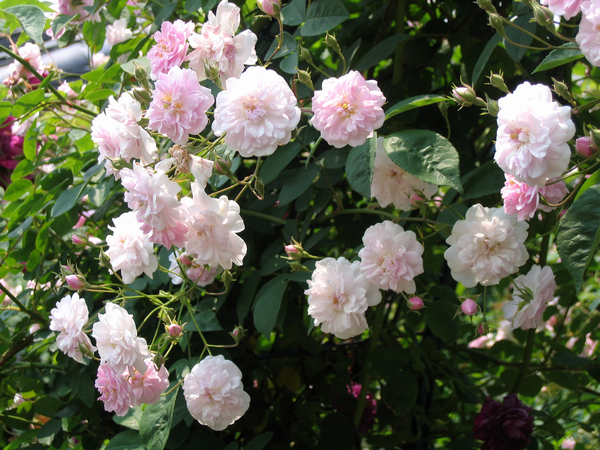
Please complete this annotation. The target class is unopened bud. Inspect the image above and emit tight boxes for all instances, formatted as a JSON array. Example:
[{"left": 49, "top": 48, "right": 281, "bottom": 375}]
[
  {"left": 489, "top": 72, "right": 509, "bottom": 94},
  {"left": 179, "top": 254, "right": 193, "bottom": 266},
  {"left": 130, "top": 86, "right": 152, "bottom": 105},
  {"left": 284, "top": 244, "right": 301, "bottom": 260},
  {"left": 478, "top": 322, "right": 489, "bottom": 335},
  {"left": 106, "top": 157, "right": 133, "bottom": 171},
  {"left": 72, "top": 235, "right": 87, "bottom": 245},
  {"left": 134, "top": 65, "right": 150, "bottom": 89},
  {"left": 297, "top": 68, "right": 314, "bottom": 91},
  {"left": 254, "top": 177, "right": 265, "bottom": 200},
  {"left": 576, "top": 136, "right": 597, "bottom": 157},
  {"left": 153, "top": 353, "right": 165, "bottom": 368},
  {"left": 214, "top": 158, "right": 233, "bottom": 177},
  {"left": 408, "top": 296, "right": 424, "bottom": 311},
  {"left": 477, "top": 0, "right": 496, "bottom": 13},
  {"left": 485, "top": 94, "right": 499, "bottom": 117},
  {"left": 299, "top": 45, "right": 314, "bottom": 65},
  {"left": 533, "top": 4, "right": 554, "bottom": 27},
  {"left": 325, "top": 32, "right": 342, "bottom": 57},
  {"left": 167, "top": 323, "right": 182, "bottom": 338},
  {"left": 65, "top": 274, "right": 86, "bottom": 290},
  {"left": 257, "top": 0, "right": 281, "bottom": 15},
  {"left": 461, "top": 298, "right": 478, "bottom": 316},
  {"left": 452, "top": 86, "right": 477, "bottom": 107},
  {"left": 230, "top": 325, "right": 245, "bottom": 343},
  {"left": 99, "top": 249, "right": 111, "bottom": 268},
  {"left": 552, "top": 78, "right": 573, "bottom": 103},
  {"left": 488, "top": 13, "right": 505, "bottom": 37}
]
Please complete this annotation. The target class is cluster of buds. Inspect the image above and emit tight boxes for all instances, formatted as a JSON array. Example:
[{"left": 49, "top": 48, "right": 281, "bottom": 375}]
[
  {"left": 60, "top": 263, "right": 87, "bottom": 291},
  {"left": 282, "top": 238, "right": 320, "bottom": 272}
]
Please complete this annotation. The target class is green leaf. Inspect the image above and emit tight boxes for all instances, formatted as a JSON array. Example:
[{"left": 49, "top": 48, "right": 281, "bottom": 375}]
[
  {"left": 472, "top": 33, "right": 502, "bottom": 87},
  {"left": 355, "top": 34, "right": 410, "bottom": 71},
  {"left": 75, "top": 374, "right": 95, "bottom": 408},
  {"left": 462, "top": 160, "right": 505, "bottom": 199},
  {"left": 279, "top": 51, "right": 299, "bottom": 74},
  {"left": 544, "top": 371, "right": 579, "bottom": 391},
  {"left": 556, "top": 184, "right": 600, "bottom": 292},
  {"left": 51, "top": 185, "right": 84, "bottom": 218},
  {"left": 106, "top": 430, "right": 146, "bottom": 450},
  {"left": 385, "top": 94, "right": 449, "bottom": 120},
  {"left": 12, "top": 89, "right": 45, "bottom": 118},
  {"left": 107, "top": 0, "right": 129, "bottom": 19},
  {"left": 121, "top": 56, "right": 151, "bottom": 75},
  {"left": 245, "top": 431, "right": 274, "bottom": 450},
  {"left": 253, "top": 276, "right": 288, "bottom": 337},
  {"left": 4, "top": 178, "right": 33, "bottom": 201},
  {"left": 0, "top": 0, "right": 54, "bottom": 12},
  {"left": 301, "top": 0, "right": 349, "bottom": 37},
  {"left": 26, "top": 249, "right": 41, "bottom": 271},
  {"left": 51, "top": 14, "right": 77, "bottom": 37},
  {"left": 425, "top": 299, "right": 459, "bottom": 341},
  {"left": 346, "top": 135, "right": 377, "bottom": 198},
  {"left": 384, "top": 130, "right": 463, "bottom": 192},
  {"left": 5, "top": 5, "right": 45, "bottom": 44},
  {"left": 34, "top": 397, "right": 63, "bottom": 418},
  {"left": 10, "top": 159, "right": 34, "bottom": 181},
  {"left": 519, "top": 374, "right": 543, "bottom": 397},
  {"left": 237, "top": 272, "right": 260, "bottom": 322},
  {"left": 575, "top": 168, "right": 600, "bottom": 201},
  {"left": 83, "top": 19, "right": 106, "bottom": 54},
  {"left": 279, "top": 163, "right": 320, "bottom": 205},
  {"left": 553, "top": 351, "right": 591, "bottom": 367},
  {"left": 281, "top": 0, "right": 306, "bottom": 26},
  {"left": 265, "top": 32, "right": 297, "bottom": 60},
  {"left": 383, "top": 372, "right": 418, "bottom": 415},
  {"left": 113, "top": 407, "right": 143, "bottom": 430},
  {"left": 7, "top": 216, "right": 33, "bottom": 239},
  {"left": 504, "top": 12, "right": 535, "bottom": 62},
  {"left": 0, "top": 101, "right": 12, "bottom": 124},
  {"left": 35, "top": 221, "right": 51, "bottom": 253},
  {"left": 533, "top": 43, "right": 583, "bottom": 73},
  {"left": 82, "top": 89, "right": 118, "bottom": 103},
  {"left": 261, "top": 142, "right": 301, "bottom": 184},
  {"left": 139, "top": 385, "right": 178, "bottom": 450}
]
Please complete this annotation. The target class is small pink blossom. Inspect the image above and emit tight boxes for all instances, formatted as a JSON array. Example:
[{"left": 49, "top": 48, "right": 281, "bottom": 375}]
[
  {"left": 358, "top": 220, "right": 424, "bottom": 293},
  {"left": 148, "top": 20, "right": 194, "bottom": 80},
  {"left": 127, "top": 361, "right": 169, "bottom": 406},
  {"left": 461, "top": 298, "right": 478, "bottom": 316},
  {"left": 539, "top": 178, "right": 568, "bottom": 210},
  {"left": 147, "top": 66, "right": 214, "bottom": 145},
  {"left": 65, "top": 274, "right": 86, "bottom": 290},
  {"left": 310, "top": 71, "right": 385, "bottom": 148},
  {"left": 576, "top": 136, "right": 597, "bottom": 157},
  {"left": 501, "top": 174, "right": 539, "bottom": 221},
  {"left": 212, "top": 66, "right": 300, "bottom": 157},
  {"left": 187, "top": 0, "right": 258, "bottom": 84},
  {"left": 96, "top": 364, "right": 131, "bottom": 416}
]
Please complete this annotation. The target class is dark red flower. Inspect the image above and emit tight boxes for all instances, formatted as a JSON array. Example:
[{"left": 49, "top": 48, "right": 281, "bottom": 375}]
[
  {"left": 0, "top": 116, "right": 24, "bottom": 187},
  {"left": 473, "top": 394, "right": 534, "bottom": 450}
]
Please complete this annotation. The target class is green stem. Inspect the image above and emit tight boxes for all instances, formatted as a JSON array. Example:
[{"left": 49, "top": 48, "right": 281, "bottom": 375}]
[
  {"left": 241, "top": 209, "right": 287, "bottom": 225},
  {"left": 313, "top": 208, "right": 442, "bottom": 226},
  {"left": 510, "top": 328, "right": 536, "bottom": 395},
  {"left": 0, "top": 283, "right": 47, "bottom": 325}
]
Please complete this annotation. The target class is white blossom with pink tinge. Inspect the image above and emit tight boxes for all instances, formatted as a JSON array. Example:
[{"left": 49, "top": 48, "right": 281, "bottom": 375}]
[
  {"left": 92, "top": 303, "right": 150, "bottom": 374},
  {"left": 126, "top": 360, "right": 170, "bottom": 406},
  {"left": 181, "top": 182, "right": 246, "bottom": 270},
  {"left": 187, "top": 0, "right": 257, "bottom": 84},
  {"left": 49, "top": 293, "right": 96, "bottom": 363},
  {"left": 444, "top": 204, "right": 529, "bottom": 288},
  {"left": 148, "top": 20, "right": 194, "bottom": 80},
  {"left": 503, "top": 265, "right": 557, "bottom": 330},
  {"left": 371, "top": 138, "right": 437, "bottom": 211},
  {"left": 541, "top": 0, "right": 583, "bottom": 19},
  {"left": 105, "top": 211, "right": 158, "bottom": 284},
  {"left": 96, "top": 364, "right": 131, "bottom": 416},
  {"left": 495, "top": 82, "right": 575, "bottom": 188},
  {"left": 147, "top": 66, "right": 214, "bottom": 145},
  {"left": 106, "top": 19, "right": 133, "bottom": 46},
  {"left": 577, "top": 0, "right": 600, "bottom": 67},
  {"left": 310, "top": 71, "right": 385, "bottom": 148},
  {"left": 120, "top": 160, "right": 188, "bottom": 248},
  {"left": 305, "top": 257, "right": 382, "bottom": 339},
  {"left": 212, "top": 66, "right": 300, "bottom": 157},
  {"left": 359, "top": 221, "right": 424, "bottom": 293},
  {"left": 183, "top": 355, "right": 250, "bottom": 431},
  {"left": 501, "top": 174, "right": 540, "bottom": 222}
]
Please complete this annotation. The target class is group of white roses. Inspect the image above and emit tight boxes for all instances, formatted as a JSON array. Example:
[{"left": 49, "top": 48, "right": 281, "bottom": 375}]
[{"left": 35, "top": 0, "right": 595, "bottom": 433}]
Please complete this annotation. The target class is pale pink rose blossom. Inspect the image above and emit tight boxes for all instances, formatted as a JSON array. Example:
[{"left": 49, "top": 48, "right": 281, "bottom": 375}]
[
  {"left": 495, "top": 82, "right": 575, "bottom": 187},
  {"left": 577, "top": 0, "right": 600, "bottom": 66},
  {"left": 501, "top": 174, "right": 539, "bottom": 221},
  {"left": 148, "top": 20, "right": 194, "bottom": 80},
  {"left": 310, "top": 71, "right": 385, "bottom": 148},
  {"left": 58, "top": 0, "right": 101, "bottom": 22},
  {"left": 106, "top": 19, "right": 133, "bottom": 46},
  {"left": 358, "top": 220, "right": 424, "bottom": 293},
  {"left": 181, "top": 182, "right": 246, "bottom": 270},
  {"left": 539, "top": 178, "right": 569, "bottom": 211},
  {"left": 183, "top": 355, "right": 251, "bottom": 431},
  {"left": 187, "top": 0, "right": 258, "bottom": 84},
  {"left": 92, "top": 303, "right": 150, "bottom": 374},
  {"left": 105, "top": 211, "right": 159, "bottom": 285},
  {"left": 96, "top": 364, "right": 131, "bottom": 416},
  {"left": 9, "top": 43, "right": 42, "bottom": 79},
  {"left": 371, "top": 138, "right": 437, "bottom": 210},
  {"left": 126, "top": 361, "right": 169, "bottom": 406},
  {"left": 540, "top": 0, "right": 583, "bottom": 18},
  {"left": 147, "top": 66, "right": 214, "bottom": 145},
  {"left": 575, "top": 136, "right": 597, "bottom": 157},
  {"left": 212, "top": 66, "right": 300, "bottom": 157},
  {"left": 561, "top": 437, "right": 576, "bottom": 449},
  {"left": 305, "top": 257, "right": 382, "bottom": 339},
  {"left": 503, "top": 265, "right": 557, "bottom": 330},
  {"left": 120, "top": 161, "right": 188, "bottom": 248},
  {"left": 444, "top": 204, "right": 529, "bottom": 287},
  {"left": 49, "top": 293, "right": 96, "bottom": 363}
]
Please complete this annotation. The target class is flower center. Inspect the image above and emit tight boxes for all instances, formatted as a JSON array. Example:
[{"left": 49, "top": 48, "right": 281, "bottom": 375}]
[{"left": 243, "top": 96, "right": 266, "bottom": 122}]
